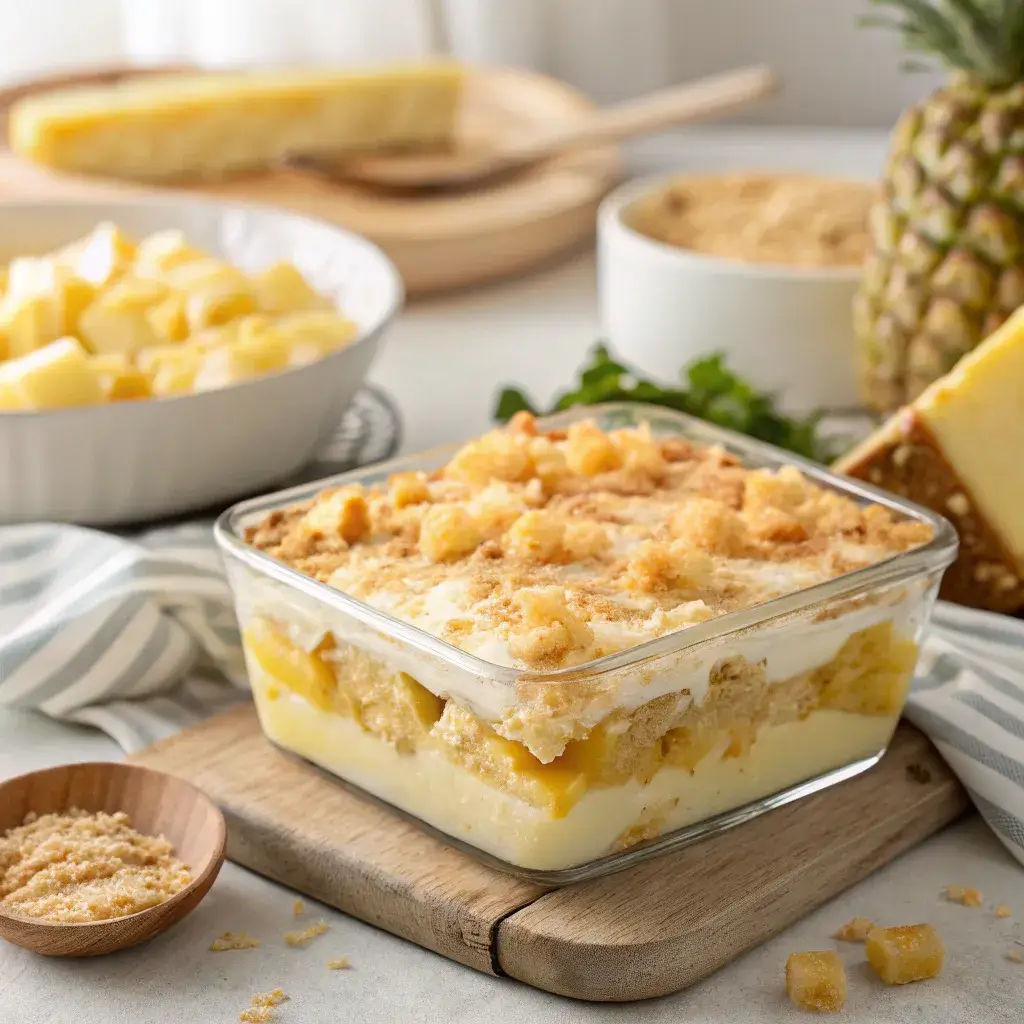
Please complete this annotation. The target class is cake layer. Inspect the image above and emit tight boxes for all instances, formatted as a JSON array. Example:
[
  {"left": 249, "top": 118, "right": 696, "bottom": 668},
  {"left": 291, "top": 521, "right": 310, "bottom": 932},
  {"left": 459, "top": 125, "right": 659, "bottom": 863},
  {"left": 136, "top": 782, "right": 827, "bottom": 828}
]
[
  {"left": 9, "top": 63, "right": 463, "bottom": 182},
  {"left": 252, "top": 673, "right": 896, "bottom": 871}
]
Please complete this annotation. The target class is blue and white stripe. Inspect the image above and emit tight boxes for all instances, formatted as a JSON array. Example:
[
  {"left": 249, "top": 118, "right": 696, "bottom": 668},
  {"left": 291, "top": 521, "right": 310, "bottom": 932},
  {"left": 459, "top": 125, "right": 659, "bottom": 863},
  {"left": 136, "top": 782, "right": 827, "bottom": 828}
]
[{"left": 1, "top": 521, "right": 1023, "bottom": 869}]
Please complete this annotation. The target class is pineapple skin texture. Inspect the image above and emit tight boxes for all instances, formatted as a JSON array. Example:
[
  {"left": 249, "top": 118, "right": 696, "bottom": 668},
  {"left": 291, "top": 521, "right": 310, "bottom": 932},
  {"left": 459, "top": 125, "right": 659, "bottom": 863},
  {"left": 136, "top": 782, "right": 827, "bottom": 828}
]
[{"left": 855, "top": 75, "right": 1024, "bottom": 412}]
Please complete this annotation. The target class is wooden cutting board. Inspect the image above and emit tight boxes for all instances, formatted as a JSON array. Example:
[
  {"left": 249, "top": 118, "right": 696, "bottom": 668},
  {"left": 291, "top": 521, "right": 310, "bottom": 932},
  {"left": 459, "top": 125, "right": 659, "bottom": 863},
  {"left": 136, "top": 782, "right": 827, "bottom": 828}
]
[
  {"left": 129, "top": 705, "right": 969, "bottom": 1002},
  {"left": 0, "top": 65, "right": 621, "bottom": 298}
]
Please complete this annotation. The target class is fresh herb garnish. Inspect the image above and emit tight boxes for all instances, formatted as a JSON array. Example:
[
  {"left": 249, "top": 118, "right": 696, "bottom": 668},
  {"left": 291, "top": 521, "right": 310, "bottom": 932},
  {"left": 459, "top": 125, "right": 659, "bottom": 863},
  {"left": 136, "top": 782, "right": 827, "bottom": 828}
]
[{"left": 494, "top": 344, "right": 841, "bottom": 463}]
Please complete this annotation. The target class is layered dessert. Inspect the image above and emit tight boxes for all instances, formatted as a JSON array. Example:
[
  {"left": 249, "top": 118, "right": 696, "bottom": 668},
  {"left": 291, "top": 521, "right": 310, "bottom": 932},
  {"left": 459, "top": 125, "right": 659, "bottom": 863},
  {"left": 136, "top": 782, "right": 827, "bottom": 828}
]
[{"left": 233, "top": 413, "right": 937, "bottom": 871}]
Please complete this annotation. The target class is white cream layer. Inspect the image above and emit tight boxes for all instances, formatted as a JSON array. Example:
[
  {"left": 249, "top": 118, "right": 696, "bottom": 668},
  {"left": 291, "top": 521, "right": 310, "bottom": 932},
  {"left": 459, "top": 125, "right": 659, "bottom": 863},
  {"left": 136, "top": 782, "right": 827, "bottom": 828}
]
[{"left": 251, "top": 671, "right": 898, "bottom": 872}]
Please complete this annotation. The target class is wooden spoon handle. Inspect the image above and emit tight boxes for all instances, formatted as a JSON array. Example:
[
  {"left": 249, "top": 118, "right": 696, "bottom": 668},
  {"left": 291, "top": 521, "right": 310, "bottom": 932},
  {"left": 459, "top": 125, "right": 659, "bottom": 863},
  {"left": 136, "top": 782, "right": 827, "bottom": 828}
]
[{"left": 513, "top": 66, "right": 778, "bottom": 162}]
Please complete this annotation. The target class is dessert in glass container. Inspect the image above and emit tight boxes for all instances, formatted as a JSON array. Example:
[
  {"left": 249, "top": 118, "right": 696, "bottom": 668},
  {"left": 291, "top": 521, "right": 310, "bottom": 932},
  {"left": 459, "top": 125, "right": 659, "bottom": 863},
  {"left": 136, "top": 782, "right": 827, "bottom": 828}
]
[{"left": 216, "top": 404, "right": 956, "bottom": 882}]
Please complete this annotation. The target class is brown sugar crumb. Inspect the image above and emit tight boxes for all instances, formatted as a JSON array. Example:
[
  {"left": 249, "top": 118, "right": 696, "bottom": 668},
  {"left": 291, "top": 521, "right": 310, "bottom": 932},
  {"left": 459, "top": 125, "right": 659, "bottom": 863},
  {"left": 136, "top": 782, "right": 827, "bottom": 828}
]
[
  {"left": 327, "top": 957, "right": 351, "bottom": 970},
  {"left": 945, "top": 884, "right": 984, "bottom": 907},
  {"left": 0, "top": 809, "right": 190, "bottom": 923},
  {"left": 211, "top": 931, "right": 261, "bottom": 952},
  {"left": 994, "top": 905, "right": 1011, "bottom": 919},
  {"left": 785, "top": 950, "right": 847, "bottom": 1012},
  {"left": 833, "top": 916, "right": 875, "bottom": 942},
  {"left": 284, "top": 920, "right": 328, "bottom": 946},
  {"left": 292, "top": 899, "right": 304, "bottom": 917},
  {"left": 240, "top": 989, "right": 288, "bottom": 1023},
  {"left": 866, "top": 924, "right": 945, "bottom": 984}
]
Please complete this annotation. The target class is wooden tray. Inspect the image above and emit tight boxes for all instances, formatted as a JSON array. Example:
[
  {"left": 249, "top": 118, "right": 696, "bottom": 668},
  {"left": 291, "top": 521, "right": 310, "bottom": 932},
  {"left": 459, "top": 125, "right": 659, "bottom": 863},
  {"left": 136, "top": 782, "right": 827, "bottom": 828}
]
[
  {"left": 0, "top": 65, "right": 621, "bottom": 298},
  {"left": 130, "top": 705, "right": 969, "bottom": 1002}
]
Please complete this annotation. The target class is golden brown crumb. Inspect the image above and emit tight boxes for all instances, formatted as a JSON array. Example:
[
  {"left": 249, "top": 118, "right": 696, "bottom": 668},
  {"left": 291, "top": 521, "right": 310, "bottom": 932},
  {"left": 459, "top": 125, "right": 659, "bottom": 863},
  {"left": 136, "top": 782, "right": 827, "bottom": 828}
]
[
  {"left": 866, "top": 924, "right": 945, "bottom": 984},
  {"left": 1008, "top": 949, "right": 1024, "bottom": 964},
  {"left": 0, "top": 809, "right": 190, "bottom": 923},
  {"left": 239, "top": 989, "right": 287, "bottom": 1023},
  {"left": 327, "top": 957, "right": 351, "bottom": 970},
  {"left": 284, "top": 920, "right": 328, "bottom": 946},
  {"left": 210, "top": 931, "right": 261, "bottom": 952},
  {"left": 785, "top": 950, "right": 847, "bottom": 1012},
  {"left": 833, "top": 916, "right": 875, "bottom": 942},
  {"left": 292, "top": 899, "right": 304, "bottom": 917},
  {"left": 945, "top": 885, "right": 983, "bottom": 907},
  {"left": 994, "top": 905, "right": 1011, "bottom": 918}
]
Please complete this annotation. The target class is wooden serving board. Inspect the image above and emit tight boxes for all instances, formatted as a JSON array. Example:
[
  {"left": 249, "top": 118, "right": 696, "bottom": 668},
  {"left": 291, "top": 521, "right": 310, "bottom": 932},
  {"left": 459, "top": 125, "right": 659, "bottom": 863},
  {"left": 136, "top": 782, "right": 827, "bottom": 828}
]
[
  {"left": 0, "top": 65, "right": 621, "bottom": 298},
  {"left": 130, "top": 705, "right": 969, "bottom": 1002}
]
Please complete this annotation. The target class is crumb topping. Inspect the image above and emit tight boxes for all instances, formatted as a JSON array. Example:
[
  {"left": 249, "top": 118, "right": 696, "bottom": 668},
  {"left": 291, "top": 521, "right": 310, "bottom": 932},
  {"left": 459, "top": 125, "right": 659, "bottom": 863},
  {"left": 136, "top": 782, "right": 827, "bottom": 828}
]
[
  {"left": 834, "top": 916, "right": 875, "bottom": 942},
  {"left": 327, "top": 957, "right": 351, "bottom": 970},
  {"left": 284, "top": 920, "right": 328, "bottom": 946},
  {"left": 246, "top": 415, "right": 931, "bottom": 671},
  {"left": 240, "top": 989, "right": 287, "bottom": 1023},
  {"left": 211, "top": 931, "right": 261, "bottom": 951},
  {"left": 945, "top": 884, "right": 984, "bottom": 907},
  {"left": 0, "top": 809, "right": 190, "bottom": 923}
]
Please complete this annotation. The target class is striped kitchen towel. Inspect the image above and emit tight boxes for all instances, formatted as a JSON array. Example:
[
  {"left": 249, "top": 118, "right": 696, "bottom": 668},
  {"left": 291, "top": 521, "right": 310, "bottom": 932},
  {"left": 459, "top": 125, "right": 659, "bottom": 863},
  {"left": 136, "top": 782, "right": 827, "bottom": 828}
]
[{"left": 1, "top": 521, "right": 1023, "bottom": 868}]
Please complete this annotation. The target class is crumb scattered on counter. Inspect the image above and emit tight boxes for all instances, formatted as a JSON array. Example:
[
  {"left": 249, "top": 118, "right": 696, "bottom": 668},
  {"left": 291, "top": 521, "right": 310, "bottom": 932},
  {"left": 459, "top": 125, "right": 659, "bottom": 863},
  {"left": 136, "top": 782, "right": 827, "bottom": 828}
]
[
  {"left": 833, "top": 916, "right": 874, "bottom": 942},
  {"left": 285, "top": 920, "right": 328, "bottom": 947},
  {"left": 945, "top": 885, "right": 983, "bottom": 907},
  {"left": 239, "top": 989, "right": 287, "bottom": 1023},
  {"left": 327, "top": 957, "right": 351, "bottom": 970},
  {"left": 292, "top": 899, "right": 304, "bottom": 917},
  {"left": 0, "top": 808, "right": 190, "bottom": 923},
  {"left": 994, "top": 905, "right": 1011, "bottom": 918},
  {"left": 1007, "top": 949, "right": 1023, "bottom": 964},
  {"left": 211, "top": 931, "right": 262, "bottom": 952}
]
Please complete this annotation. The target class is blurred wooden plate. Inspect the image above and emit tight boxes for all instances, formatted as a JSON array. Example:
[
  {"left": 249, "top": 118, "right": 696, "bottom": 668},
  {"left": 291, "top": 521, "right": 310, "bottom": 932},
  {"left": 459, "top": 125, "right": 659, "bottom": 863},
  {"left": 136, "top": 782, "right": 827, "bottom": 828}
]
[{"left": 0, "top": 65, "right": 622, "bottom": 297}]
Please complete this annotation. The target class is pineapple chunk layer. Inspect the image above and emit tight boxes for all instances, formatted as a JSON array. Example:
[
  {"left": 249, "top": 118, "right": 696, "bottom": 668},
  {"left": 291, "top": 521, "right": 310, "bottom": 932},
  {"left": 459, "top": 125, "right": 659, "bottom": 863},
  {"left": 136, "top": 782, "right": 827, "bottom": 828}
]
[
  {"left": 866, "top": 924, "right": 945, "bottom": 985},
  {"left": 786, "top": 951, "right": 847, "bottom": 1012}
]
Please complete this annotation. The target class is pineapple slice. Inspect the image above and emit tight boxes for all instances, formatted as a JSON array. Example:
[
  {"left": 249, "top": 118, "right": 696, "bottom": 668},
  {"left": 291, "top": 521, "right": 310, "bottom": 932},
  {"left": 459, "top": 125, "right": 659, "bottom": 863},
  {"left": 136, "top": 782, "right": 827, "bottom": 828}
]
[
  {"left": 866, "top": 924, "right": 945, "bottom": 985},
  {"left": 785, "top": 951, "right": 847, "bottom": 1012},
  {"left": 252, "top": 262, "right": 332, "bottom": 315},
  {"left": 0, "top": 337, "right": 104, "bottom": 409}
]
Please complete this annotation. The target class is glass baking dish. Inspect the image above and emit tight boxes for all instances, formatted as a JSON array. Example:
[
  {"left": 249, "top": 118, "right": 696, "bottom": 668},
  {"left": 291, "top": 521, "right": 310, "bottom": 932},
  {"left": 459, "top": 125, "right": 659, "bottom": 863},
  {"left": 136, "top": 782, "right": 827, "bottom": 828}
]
[{"left": 214, "top": 403, "right": 958, "bottom": 884}]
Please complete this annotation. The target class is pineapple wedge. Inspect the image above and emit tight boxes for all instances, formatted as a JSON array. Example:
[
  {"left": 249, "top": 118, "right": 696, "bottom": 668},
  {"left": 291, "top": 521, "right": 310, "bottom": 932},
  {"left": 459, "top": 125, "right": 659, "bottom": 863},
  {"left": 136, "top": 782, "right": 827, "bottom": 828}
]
[
  {"left": 9, "top": 63, "right": 463, "bottom": 182},
  {"left": 837, "top": 307, "right": 1024, "bottom": 612},
  {"left": 0, "top": 337, "right": 104, "bottom": 409}
]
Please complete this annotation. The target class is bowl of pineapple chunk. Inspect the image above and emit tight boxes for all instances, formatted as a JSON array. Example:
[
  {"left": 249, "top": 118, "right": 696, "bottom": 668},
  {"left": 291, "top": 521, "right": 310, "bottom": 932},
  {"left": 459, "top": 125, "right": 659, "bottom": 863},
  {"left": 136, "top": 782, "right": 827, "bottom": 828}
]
[{"left": 0, "top": 199, "right": 401, "bottom": 524}]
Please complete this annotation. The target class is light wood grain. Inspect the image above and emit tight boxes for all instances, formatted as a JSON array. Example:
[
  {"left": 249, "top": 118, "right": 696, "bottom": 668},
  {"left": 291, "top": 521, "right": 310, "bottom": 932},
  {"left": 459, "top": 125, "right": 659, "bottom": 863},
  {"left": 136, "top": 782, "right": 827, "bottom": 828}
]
[
  {"left": 0, "top": 762, "right": 226, "bottom": 957},
  {"left": 0, "top": 66, "right": 621, "bottom": 297},
  {"left": 128, "top": 706, "right": 966, "bottom": 1000}
]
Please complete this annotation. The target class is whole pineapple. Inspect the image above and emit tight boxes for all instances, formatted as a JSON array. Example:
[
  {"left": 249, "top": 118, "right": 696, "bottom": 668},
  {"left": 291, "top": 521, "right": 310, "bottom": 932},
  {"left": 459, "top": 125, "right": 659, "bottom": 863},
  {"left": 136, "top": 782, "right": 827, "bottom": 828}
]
[{"left": 855, "top": 0, "right": 1024, "bottom": 411}]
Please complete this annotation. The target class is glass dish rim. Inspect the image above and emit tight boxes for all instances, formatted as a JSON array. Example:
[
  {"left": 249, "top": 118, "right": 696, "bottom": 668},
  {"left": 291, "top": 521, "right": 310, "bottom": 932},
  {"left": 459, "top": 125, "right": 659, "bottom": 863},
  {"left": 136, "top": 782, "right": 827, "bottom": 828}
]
[{"left": 214, "top": 401, "right": 958, "bottom": 685}]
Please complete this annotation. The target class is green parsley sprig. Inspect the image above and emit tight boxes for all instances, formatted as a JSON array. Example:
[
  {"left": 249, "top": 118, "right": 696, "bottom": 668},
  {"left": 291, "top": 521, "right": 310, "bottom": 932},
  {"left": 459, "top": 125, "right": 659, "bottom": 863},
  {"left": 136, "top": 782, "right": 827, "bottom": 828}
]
[{"left": 494, "top": 344, "right": 841, "bottom": 463}]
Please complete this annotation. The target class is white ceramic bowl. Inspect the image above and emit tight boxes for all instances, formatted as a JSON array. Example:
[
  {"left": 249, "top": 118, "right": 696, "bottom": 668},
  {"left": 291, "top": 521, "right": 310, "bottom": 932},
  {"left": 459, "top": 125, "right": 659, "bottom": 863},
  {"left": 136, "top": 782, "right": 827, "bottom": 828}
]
[
  {"left": 0, "top": 198, "right": 402, "bottom": 525},
  {"left": 598, "top": 173, "right": 863, "bottom": 414}
]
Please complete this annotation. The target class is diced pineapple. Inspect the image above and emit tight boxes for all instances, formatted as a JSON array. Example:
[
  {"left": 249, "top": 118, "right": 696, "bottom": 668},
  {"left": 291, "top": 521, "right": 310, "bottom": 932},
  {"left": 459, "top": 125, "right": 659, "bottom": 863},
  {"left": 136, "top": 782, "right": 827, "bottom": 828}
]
[
  {"left": 133, "top": 229, "right": 202, "bottom": 276},
  {"left": 0, "top": 337, "right": 104, "bottom": 409},
  {"left": 785, "top": 951, "right": 847, "bottom": 1012},
  {"left": 0, "top": 376, "right": 27, "bottom": 409},
  {"left": 68, "top": 222, "right": 135, "bottom": 286},
  {"left": 142, "top": 344, "right": 204, "bottom": 396},
  {"left": 833, "top": 916, "right": 875, "bottom": 942},
  {"left": 233, "top": 316, "right": 292, "bottom": 372},
  {"left": 252, "top": 262, "right": 332, "bottom": 315},
  {"left": 866, "top": 924, "right": 945, "bottom": 985},
  {"left": 275, "top": 310, "right": 358, "bottom": 365},
  {"left": 146, "top": 292, "right": 189, "bottom": 342},
  {"left": 77, "top": 277, "right": 168, "bottom": 356},
  {"left": 89, "top": 354, "right": 151, "bottom": 401},
  {"left": 419, "top": 504, "right": 481, "bottom": 562},
  {"left": 302, "top": 487, "right": 370, "bottom": 543},
  {"left": 56, "top": 274, "right": 97, "bottom": 336},
  {"left": 0, "top": 291, "right": 62, "bottom": 357},
  {"left": 168, "top": 260, "right": 256, "bottom": 330},
  {"left": 244, "top": 621, "right": 338, "bottom": 713}
]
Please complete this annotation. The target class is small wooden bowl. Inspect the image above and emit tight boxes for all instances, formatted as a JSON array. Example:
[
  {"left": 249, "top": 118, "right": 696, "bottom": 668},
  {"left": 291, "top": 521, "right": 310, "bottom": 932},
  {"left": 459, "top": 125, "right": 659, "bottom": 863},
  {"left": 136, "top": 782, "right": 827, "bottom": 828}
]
[{"left": 0, "top": 761, "right": 226, "bottom": 957}]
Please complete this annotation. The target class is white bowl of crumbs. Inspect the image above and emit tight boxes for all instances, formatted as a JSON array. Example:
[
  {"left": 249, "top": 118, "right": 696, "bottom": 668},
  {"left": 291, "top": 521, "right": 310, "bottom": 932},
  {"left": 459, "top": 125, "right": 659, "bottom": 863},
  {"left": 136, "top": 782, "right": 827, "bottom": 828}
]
[{"left": 598, "top": 171, "right": 879, "bottom": 413}]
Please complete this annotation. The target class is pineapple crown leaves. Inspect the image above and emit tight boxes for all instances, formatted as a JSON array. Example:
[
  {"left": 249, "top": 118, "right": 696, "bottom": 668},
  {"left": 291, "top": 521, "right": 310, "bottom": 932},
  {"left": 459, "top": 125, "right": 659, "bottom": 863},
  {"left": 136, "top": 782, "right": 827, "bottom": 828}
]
[{"left": 863, "top": 0, "right": 1024, "bottom": 85}]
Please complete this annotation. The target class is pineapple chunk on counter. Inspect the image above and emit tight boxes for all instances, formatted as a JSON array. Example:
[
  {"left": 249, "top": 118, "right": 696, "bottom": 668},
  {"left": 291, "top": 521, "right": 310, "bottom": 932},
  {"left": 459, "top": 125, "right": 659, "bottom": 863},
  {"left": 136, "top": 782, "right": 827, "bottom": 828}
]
[
  {"left": 785, "top": 951, "right": 847, "bottom": 1012},
  {"left": 865, "top": 924, "right": 945, "bottom": 985},
  {"left": 0, "top": 222, "right": 359, "bottom": 411}
]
